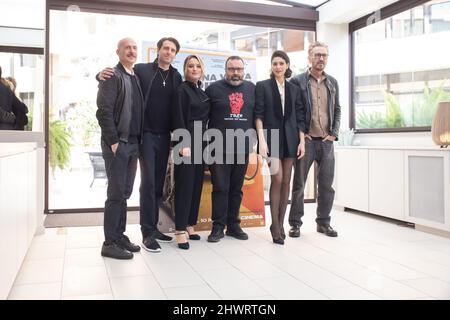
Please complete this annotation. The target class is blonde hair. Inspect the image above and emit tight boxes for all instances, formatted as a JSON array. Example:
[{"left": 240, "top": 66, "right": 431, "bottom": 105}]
[
  {"left": 5, "top": 77, "right": 17, "bottom": 92},
  {"left": 308, "top": 41, "right": 329, "bottom": 56},
  {"left": 183, "top": 55, "right": 205, "bottom": 81}
]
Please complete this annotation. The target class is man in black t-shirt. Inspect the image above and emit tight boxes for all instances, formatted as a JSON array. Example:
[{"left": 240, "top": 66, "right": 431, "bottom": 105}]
[{"left": 205, "top": 56, "right": 256, "bottom": 243}]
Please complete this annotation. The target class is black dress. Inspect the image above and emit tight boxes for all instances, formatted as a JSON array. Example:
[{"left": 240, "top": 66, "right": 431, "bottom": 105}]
[{"left": 255, "top": 77, "right": 305, "bottom": 159}]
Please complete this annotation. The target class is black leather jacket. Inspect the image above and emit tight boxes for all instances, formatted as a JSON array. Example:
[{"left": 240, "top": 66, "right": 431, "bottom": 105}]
[
  {"left": 96, "top": 63, "right": 144, "bottom": 145},
  {"left": 290, "top": 70, "right": 341, "bottom": 140},
  {"left": 0, "top": 81, "right": 28, "bottom": 130}
]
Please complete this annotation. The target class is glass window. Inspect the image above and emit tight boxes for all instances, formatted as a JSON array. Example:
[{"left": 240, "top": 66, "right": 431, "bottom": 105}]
[
  {"left": 353, "top": 0, "right": 450, "bottom": 130},
  {"left": 0, "top": 52, "right": 44, "bottom": 131},
  {"left": 49, "top": 9, "right": 315, "bottom": 210},
  {"left": 430, "top": 1, "right": 450, "bottom": 32}
]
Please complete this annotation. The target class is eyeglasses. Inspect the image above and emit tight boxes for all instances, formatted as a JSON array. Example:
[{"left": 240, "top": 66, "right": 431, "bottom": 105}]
[
  {"left": 227, "top": 67, "right": 244, "bottom": 72},
  {"left": 313, "top": 53, "right": 329, "bottom": 59}
]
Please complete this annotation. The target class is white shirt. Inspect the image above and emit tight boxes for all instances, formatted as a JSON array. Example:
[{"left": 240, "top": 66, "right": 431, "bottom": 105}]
[
  {"left": 122, "top": 64, "right": 134, "bottom": 75},
  {"left": 276, "top": 79, "right": 285, "bottom": 116}
]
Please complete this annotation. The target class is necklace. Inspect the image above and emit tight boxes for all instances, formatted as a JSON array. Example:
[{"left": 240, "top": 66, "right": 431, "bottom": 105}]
[{"left": 158, "top": 69, "right": 169, "bottom": 87}]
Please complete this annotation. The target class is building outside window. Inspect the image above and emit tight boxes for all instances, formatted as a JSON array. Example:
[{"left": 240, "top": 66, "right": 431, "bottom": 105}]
[{"left": 353, "top": 0, "right": 450, "bottom": 130}]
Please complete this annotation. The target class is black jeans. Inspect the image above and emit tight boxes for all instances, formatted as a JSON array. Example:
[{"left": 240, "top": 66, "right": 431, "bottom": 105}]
[
  {"left": 209, "top": 154, "right": 249, "bottom": 230},
  {"left": 139, "top": 132, "right": 170, "bottom": 238},
  {"left": 101, "top": 140, "right": 139, "bottom": 242},
  {"left": 289, "top": 139, "right": 335, "bottom": 227}
]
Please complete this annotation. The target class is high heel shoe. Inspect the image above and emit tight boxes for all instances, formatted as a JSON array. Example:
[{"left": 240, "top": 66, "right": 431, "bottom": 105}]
[
  {"left": 186, "top": 226, "right": 201, "bottom": 241},
  {"left": 270, "top": 225, "right": 284, "bottom": 245},
  {"left": 280, "top": 226, "right": 286, "bottom": 240},
  {"left": 272, "top": 237, "right": 284, "bottom": 245},
  {"left": 175, "top": 232, "right": 189, "bottom": 250}
]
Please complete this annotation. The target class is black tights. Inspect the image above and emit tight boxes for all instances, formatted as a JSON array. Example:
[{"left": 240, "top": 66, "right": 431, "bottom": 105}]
[{"left": 269, "top": 158, "right": 295, "bottom": 239}]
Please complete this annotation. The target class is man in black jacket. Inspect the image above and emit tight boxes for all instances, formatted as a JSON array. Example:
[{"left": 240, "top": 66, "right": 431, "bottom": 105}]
[
  {"left": 99, "top": 37, "right": 183, "bottom": 253},
  {"left": 96, "top": 38, "right": 143, "bottom": 259},
  {"left": 288, "top": 41, "right": 341, "bottom": 238}
]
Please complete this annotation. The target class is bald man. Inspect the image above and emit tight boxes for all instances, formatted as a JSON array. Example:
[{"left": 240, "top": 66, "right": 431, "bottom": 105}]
[{"left": 96, "top": 38, "right": 144, "bottom": 259}]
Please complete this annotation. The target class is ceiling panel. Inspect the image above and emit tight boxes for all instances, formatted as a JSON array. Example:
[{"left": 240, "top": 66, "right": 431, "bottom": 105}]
[
  {"left": 231, "top": 0, "right": 329, "bottom": 8},
  {"left": 283, "top": 0, "right": 328, "bottom": 6}
]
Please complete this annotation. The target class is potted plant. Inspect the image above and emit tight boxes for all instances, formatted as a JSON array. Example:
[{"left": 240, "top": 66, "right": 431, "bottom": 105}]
[{"left": 48, "top": 118, "right": 71, "bottom": 177}]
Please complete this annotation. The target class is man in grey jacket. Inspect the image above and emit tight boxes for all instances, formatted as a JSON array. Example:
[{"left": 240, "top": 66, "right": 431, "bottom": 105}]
[
  {"left": 288, "top": 41, "right": 341, "bottom": 238},
  {"left": 96, "top": 38, "right": 144, "bottom": 259}
]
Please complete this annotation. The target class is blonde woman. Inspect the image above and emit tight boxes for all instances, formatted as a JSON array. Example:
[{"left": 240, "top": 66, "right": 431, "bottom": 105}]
[{"left": 173, "top": 55, "right": 210, "bottom": 249}]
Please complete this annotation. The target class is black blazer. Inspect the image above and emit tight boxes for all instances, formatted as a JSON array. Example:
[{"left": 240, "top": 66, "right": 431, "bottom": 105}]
[{"left": 255, "top": 77, "right": 305, "bottom": 157}]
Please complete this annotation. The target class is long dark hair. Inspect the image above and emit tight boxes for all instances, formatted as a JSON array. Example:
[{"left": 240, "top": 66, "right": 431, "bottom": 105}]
[{"left": 270, "top": 50, "right": 292, "bottom": 79}]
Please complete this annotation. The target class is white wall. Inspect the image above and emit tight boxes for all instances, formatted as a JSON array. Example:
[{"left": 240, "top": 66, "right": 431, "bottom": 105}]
[
  {"left": 355, "top": 131, "right": 435, "bottom": 147},
  {"left": 319, "top": 0, "right": 398, "bottom": 24},
  {"left": 0, "top": 0, "right": 45, "bottom": 29},
  {"left": 356, "top": 30, "right": 450, "bottom": 76},
  {"left": 316, "top": 22, "right": 350, "bottom": 131},
  {"left": 0, "top": 0, "right": 45, "bottom": 47}
]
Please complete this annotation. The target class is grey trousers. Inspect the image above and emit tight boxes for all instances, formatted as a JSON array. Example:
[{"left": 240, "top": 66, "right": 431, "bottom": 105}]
[{"left": 288, "top": 138, "right": 335, "bottom": 227}]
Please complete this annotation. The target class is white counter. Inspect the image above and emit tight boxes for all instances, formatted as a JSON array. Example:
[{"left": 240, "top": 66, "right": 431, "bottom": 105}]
[
  {"left": 0, "top": 131, "right": 45, "bottom": 299},
  {"left": 334, "top": 145, "right": 450, "bottom": 236}
]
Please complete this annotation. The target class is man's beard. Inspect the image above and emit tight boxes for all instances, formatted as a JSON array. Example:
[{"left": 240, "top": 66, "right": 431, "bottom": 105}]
[{"left": 226, "top": 76, "right": 243, "bottom": 86}]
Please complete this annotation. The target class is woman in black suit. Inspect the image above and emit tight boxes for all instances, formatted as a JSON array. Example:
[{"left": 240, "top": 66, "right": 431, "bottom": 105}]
[
  {"left": 173, "top": 55, "right": 210, "bottom": 249},
  {"left": 255, "top": 50, "right": 306, "bottom": 245}
]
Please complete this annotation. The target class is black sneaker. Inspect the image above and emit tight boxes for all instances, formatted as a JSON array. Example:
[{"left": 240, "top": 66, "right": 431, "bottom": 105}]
[
  {"left": 117, "top": 235, "right": 141, "bottom": 252},
  {"left": 226, "top": 225, "right": 249, "bottom": 240},
  {"left": 142, "top": 236, "right": 161, "bottom": 253},
  {"left": 153, "top": 229, "right": 173, "bottom": 243},
  {"left": 101, "top": 242, "right": 133, "bottom": 260},
  {"left": 207, "top": 227, "right": 225, "bottom": 243}
]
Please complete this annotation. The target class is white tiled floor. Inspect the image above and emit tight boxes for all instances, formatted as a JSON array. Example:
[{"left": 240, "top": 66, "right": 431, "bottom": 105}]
[{"left": 7, "top": 204, "right": 450, "bottom": 300}]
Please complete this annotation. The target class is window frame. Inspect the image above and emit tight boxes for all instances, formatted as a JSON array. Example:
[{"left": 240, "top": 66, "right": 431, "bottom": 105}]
[
  {"left": 349, "top": 0, "right": 433, "bottom": 133},
  {"left": 45, "top": 0, "right": 319, "bottom": 213}
]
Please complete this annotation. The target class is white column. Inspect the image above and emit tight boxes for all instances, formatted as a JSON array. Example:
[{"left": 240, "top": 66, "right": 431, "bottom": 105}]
[{"left": 316, "top": 22, "right": 350, "bottom": 131}]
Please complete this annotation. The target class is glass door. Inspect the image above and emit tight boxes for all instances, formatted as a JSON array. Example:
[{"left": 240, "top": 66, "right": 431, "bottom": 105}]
[{"left": 48, "top": 9, "right": 316, "bottom": 211}]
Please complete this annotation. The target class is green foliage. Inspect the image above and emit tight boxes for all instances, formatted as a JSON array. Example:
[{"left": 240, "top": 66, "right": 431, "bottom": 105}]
[
  {"left": 23, "top": 106, "right": 72, "bottom": 174},
  {"left": 65, "top": 101, "right": 99, "bottom": 147},
  {"left": 356, "top": 110, "right": 386, "bottom": 129},
  {"left": 356, "top": 85, "right": 450, "bottom": 129},
  {"left": 25, "top": 108, "right": 33, "bottom": 131},
  {"left": 410, "top": 86, "right": 450, "bottom": 126},
  {"left": 383, "top": 91, "right": 403, "bottom": 128},
  {"left": 48, "top": 119, "right": 71, "bottom": 175}
]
